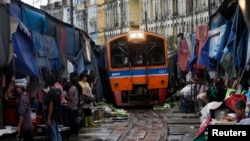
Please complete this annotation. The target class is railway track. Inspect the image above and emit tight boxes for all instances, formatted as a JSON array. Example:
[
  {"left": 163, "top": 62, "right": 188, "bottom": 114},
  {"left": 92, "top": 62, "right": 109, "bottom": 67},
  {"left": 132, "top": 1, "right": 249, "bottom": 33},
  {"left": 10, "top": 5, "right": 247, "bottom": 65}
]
[
  {"left": 70, "top": 103, "right": 200, "bottom": 141},
  {"left": 118, "top": 109, "right": 169, "bottom": 141}
]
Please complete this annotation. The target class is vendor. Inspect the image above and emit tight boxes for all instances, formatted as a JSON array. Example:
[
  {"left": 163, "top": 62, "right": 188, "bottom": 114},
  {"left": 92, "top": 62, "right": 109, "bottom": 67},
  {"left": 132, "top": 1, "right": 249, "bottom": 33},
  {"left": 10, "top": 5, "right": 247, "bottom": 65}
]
[
  {"left": 206, "top": 76, "right": 226, "bottom": 103},
  {"left": 235, "top": 100, "right": 247, "bottom": 122}
]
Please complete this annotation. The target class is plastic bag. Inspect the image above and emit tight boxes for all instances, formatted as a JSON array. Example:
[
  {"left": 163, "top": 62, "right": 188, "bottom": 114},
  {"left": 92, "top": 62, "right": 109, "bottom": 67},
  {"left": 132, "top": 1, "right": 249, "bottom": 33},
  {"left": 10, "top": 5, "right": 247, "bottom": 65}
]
[{"left": 224, "top": 94, "right": 247, "bottom": 112}]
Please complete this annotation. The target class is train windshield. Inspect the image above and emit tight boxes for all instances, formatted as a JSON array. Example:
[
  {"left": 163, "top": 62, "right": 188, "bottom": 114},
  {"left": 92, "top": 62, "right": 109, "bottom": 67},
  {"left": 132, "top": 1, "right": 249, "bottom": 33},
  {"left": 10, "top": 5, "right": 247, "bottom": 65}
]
[{"left": 110, "top": 34, "right": 166, "bottom": 68}]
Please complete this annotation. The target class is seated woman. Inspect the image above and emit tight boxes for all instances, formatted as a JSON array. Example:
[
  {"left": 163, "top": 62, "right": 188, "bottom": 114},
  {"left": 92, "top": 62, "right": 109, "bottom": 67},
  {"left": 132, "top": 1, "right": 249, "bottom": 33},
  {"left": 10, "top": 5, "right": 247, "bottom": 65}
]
[{"left": 205, "top": 76, "right": 226, "bottom": 103}]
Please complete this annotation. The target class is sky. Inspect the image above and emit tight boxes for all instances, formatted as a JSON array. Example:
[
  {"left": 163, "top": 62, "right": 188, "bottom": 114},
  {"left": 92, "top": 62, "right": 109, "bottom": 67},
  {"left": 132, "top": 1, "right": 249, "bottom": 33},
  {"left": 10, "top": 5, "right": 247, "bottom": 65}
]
[{"left": 21, "top": 0, "right": 48, "bottom": 8}]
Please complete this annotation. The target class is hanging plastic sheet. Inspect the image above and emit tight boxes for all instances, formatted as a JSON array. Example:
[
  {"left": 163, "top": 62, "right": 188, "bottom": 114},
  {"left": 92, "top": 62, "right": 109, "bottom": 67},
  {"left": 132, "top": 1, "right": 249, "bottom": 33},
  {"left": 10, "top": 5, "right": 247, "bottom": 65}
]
[
  {"left": 97, "top": 45, "right": 106, "bottom": 69},
  {"left": 199, "top": 23, "right": 230, "bottom": 69},
  {"left": 74, "top": 49, "right": 85, "bottom": 75},
  {"left": 188, "top": 25, "right": 208, "bottom": 73},
  {"left": 8, "top": 1, "right": 21, "bottom": 20},
  {"left": 21, "top": 4, "right": 48, "bottom": 34},
  {"left": 185, "top": 35, "right": 192, "bottom": 54},
  {"left": 177, "top": 39, "right": 190, "bottom": 73},
  {"left": 215, "top": 22, "right": 231, "bottom": 62},
  {"left": 188, "top": 33, "right": 196, "bottom": 73},
  {"left": 45, "top": 15, "right": 56, "bottom": 37},
  {"left": 210, "top": 13, "right": 229, "bottom": 29},
  {"left": 32, "top": 31, "right": 62, "bottom": 73},
  {"left": 235, "top": 29, "right": 249, "bottom": 71},
  {"left": 0, "top": 4, "right": 10, "bottom": 67},
  {"left": 224, "top": 6, "right": 246, "bottom": 54},
  {"left": 54, "top": 22, "right": 67, "bottom": 78},
  {"left": 44, "top": 35, "right": 61, "bottom": 72},
  {"left": 13, "top": 22, "right": 39, "bottom": 77},
  {"left": 81, "top": 32, "right": 93, "bottom": 66},
  {"left": 59, "top": 23, "right": 67, "bottom": 55},
  {"left": 66, "top": 26, "right": 75, "bottom": 56},
  {"left": 74, "top": 29, "right": 81, "bottom": 56},
  {"left": 209, "top": 0, "right": 236, "bottom": 30}
]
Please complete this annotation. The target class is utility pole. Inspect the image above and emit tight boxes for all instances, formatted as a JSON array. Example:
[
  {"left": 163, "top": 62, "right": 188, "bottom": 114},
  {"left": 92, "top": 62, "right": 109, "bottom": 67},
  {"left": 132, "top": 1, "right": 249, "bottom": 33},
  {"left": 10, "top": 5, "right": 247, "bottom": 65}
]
[
  {"left": 191, "top": 0, "right": 193, "bottom": 33},
  {"left": 120, "top": 0, "right": 123, "bottom": 34},
  {"left": 145, "top": 11, "right": 148, "bottom": 31},
  {"left": 208, "top": 0, "right": 211, "bottom": 28},
  {"left": 70, "top": 0, "right": 73, "bottom": 25}
]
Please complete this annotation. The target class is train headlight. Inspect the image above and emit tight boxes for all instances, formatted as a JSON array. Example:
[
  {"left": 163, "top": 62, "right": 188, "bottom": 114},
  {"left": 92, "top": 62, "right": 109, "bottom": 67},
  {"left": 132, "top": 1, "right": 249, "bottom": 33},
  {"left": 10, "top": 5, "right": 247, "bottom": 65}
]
[{"left": 128, "top": 31, "right": 145, "bottom": 41}]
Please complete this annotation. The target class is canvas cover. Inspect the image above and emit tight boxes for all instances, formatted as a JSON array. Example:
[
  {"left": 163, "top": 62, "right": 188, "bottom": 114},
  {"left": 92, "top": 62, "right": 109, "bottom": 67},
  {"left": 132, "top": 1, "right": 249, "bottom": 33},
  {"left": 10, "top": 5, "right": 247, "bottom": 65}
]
[
  {"left": 8, "top": 1, "right": 21, "bottom": 20},
  {"left": 224, "top": 6, "right": 246, "bottom": 58},
  {"left": 177, "top": 39, "right": 190, "bottom": 72},
  {"left": 188, "top": 33, "right": 196, "bottom": 73},
  {"left": 66, "top": 26, "right": 75, "bottom": 56},
  {"left": 32, "top": 31, "right": 61, "bottom": 73},
  {"left": 199, "top": 23, "right": 230, "bottom": 69},
  {"left": 45, "top": 15, "right": 56, "bottom": 37},
  {"left": 194, "top": 25, "right": 208, "bottom": 72},
  {"left": 188, "top": 25, "right": 209, "bottom": 74},
  {"left": 13, "top": 22, "right": 39, "bottom": 77},
  {"left": 74, "top": 48, "right": 85, "bottom": 75},
  {"left": 235, "top": 29, "right": 249, "bottom": 71},
  {"left": 0, "top": 4, "right": 10, "bottom": 67},
  {"left": 21, "top": 4, "right": 48, "bottom": 34},
  {"left": 221, "top": 6, "right": 246, "bottom": 74},
  {"left": 74, "top": 29, "right": 81, "bottom": 56}
]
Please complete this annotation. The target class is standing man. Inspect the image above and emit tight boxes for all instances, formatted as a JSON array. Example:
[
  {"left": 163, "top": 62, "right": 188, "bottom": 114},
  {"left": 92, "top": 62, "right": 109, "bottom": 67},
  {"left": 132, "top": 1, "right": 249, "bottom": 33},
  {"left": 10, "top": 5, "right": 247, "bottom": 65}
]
[
  {"left": 15, "top": 78, "right": 34, "bottom": 141},
  {"left": 44, "top": 74, "right": 62, "bottom": 141}
]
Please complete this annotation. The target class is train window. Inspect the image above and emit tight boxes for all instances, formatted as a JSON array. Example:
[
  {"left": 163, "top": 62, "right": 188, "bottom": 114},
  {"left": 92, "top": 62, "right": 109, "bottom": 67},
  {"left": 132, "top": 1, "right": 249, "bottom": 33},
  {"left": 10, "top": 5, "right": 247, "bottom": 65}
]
[
  {"left": 134, "top": 53, "right": 144, "bottom": 65},
  {"left": 146, "top": 46, "right": 165, "bottom": 65},
  {"left": 110, "top": 37, "right": 130, "bottom": 68},
  {"left": 131, "top": 49, "right": 145, "bottom": 66}
]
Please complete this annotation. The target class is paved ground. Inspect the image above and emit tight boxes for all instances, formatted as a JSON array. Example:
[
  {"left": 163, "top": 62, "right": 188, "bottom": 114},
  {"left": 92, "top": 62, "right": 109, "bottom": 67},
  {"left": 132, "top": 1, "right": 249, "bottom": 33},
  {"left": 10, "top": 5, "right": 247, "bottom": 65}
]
[
  {"left": 0, "top": 102, "right": 201, "bottom": 141},
  {"left": 69, "top": 102, "right": 201, "bottom": 141}
]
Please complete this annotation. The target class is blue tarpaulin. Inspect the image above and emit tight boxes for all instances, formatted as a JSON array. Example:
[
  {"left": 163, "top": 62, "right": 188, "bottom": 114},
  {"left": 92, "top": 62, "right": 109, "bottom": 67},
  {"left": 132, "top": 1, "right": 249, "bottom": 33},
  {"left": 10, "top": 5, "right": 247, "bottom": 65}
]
[
  {"left": 21, "top": 4, "right": 48, "bottom": 34},
  {"left": 198, "top": 23, "right": 230, "bottom": 69},
  {"left": 8, "top": 2, "right": 21, "bottom": 20},
  {"left": 235, "top": 29, "right": 248, "bottom": 71},
  {"left": 32, "top": 31, "right": 62, "bottom": 73},
  {"left": 188, "top": 33, "right": 196, "bottom": 73},
  {"left": 66, "top": 27, "right": 75, "bottom": 56},
  {"left": 13, "top": 23, "right": 39, "bottom": 77}
]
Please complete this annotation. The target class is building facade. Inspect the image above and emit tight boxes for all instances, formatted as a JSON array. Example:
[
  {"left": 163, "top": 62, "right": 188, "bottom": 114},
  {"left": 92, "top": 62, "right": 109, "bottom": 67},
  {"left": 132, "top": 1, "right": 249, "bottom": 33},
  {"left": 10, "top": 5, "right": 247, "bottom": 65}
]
[{"left": 39, "top": 0, "right": 223, "bottom": 45}]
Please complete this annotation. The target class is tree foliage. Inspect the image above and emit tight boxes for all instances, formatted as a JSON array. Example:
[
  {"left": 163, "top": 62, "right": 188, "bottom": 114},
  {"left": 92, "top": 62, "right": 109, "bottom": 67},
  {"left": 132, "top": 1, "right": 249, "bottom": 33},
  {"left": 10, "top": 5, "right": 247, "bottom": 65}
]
[{"left": 167, "top": 35, "right": 177, "bottom": 51}]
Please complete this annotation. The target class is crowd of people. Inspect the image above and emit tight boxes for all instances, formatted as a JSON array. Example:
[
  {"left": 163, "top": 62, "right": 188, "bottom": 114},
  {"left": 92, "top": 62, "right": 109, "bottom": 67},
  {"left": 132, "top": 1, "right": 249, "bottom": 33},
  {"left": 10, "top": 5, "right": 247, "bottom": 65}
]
[
  {"left": 179, "top": 72, "right": 250, "bottom": 124},
  {"left": 2, "top": 70, "right": 98, "bottom": 141}
]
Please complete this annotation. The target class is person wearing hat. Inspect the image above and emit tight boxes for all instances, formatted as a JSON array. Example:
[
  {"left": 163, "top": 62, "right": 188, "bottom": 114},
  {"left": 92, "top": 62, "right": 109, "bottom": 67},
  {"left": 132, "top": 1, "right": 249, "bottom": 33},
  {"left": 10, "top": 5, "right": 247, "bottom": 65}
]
[{"left": 15, "top": 78, "right": 34, "bottom": 141}]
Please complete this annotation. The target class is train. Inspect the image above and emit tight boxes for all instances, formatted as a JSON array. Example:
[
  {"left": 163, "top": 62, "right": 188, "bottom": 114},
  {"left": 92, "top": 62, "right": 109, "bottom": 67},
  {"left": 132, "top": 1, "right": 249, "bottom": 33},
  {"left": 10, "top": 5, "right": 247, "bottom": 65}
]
[{"left": 100, "top": 31, "right": 169, "bottom": 107}]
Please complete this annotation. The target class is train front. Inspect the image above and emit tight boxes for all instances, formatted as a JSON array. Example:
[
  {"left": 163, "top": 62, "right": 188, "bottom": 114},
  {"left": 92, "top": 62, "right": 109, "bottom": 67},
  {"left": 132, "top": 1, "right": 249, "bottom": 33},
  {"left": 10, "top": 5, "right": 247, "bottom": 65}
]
[{"left": 107, "top": 31, "right": 169, "bottom": 107}]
